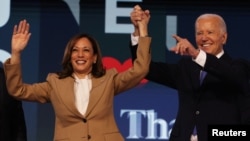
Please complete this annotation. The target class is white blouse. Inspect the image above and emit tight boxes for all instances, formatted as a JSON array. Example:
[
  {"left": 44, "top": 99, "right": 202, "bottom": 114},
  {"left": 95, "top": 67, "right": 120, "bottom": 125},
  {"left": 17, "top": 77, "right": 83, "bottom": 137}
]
[{"left": 74, "top": 75, "right": 92, "bottom": 116}]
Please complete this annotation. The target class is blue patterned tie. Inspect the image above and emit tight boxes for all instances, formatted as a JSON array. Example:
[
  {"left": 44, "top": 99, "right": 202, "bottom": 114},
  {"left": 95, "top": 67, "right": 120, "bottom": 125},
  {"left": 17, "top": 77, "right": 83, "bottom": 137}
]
[
  {"left": 200, "top": 70, "right": 207, "bottom": 85},
  {"left": 192, "top": 70, "right": 207, "bottom": 137},
  {"left": 193, "top": 126, "right": 197, "bottom": 135}
]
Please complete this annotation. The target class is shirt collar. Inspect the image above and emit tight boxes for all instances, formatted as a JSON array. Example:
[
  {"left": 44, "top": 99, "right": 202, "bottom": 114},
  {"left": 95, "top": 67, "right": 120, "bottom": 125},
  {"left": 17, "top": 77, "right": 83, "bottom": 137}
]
[{"left": 216, "top": 50, "right": 224, "bottom": 58}]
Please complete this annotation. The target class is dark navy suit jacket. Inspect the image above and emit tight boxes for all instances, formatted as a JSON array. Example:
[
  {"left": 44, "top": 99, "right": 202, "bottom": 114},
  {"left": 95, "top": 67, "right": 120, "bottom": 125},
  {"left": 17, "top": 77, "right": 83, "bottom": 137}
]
[
  {"left": 0, "top": 67, "right": 27, "bottom": 141},
  {"left": 130, "top": 44, "right": 250, "bottom": 141}
]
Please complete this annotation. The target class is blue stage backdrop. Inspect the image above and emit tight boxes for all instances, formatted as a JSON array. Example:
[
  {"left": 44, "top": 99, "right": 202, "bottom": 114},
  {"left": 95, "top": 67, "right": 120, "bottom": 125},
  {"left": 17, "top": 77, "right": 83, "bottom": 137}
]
[{"left": 0, "top": 0, "right": 250, "bottom": 141}]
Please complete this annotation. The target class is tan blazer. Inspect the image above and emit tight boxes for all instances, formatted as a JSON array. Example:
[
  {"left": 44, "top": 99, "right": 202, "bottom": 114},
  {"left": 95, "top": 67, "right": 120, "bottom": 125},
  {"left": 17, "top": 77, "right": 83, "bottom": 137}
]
[{"left": 4, "top": 37, "right": 151, "bottom": 141}]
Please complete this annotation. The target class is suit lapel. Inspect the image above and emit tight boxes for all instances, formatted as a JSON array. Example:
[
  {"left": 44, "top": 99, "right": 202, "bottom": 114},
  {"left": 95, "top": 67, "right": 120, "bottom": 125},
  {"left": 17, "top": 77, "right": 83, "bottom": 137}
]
[
  {"left": 57, "top": 73, "right": 112, "bottom": 118},
  {"left": 189, "top": 61, "right": 202, "bottom": 90},
  {"left": 85, "top": 75, "right": 107, "bottom": 117},
  {"left": 57, "top": 76, "right": 82, "bottom": 116}
]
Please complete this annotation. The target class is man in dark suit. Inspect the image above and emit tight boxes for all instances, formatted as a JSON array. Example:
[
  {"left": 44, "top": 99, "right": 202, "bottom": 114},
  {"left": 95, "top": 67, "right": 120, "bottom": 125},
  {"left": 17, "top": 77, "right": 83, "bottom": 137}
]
[
  {"left": 130, "top": 5, "right": 250, "bottom": 141},
  {"left": 0, "top": 67, "right": 27, "bottom": 141}
]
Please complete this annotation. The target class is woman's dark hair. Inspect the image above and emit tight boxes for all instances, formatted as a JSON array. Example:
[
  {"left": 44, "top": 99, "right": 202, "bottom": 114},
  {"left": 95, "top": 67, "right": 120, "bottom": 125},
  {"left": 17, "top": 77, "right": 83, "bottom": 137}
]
[{"left": 57, "top": 33, "right": 106, "bottom": 79}]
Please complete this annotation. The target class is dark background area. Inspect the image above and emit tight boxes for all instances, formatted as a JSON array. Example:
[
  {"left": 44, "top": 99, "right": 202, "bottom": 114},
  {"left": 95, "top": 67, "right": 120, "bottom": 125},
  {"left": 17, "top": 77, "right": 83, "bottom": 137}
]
[{"left": 1, "top": 0, "right": 250, "bottom": 140}]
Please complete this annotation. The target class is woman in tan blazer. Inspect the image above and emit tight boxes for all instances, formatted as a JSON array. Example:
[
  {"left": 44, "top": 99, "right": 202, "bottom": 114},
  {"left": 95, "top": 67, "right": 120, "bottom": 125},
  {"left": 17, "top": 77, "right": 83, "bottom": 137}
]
[{"left": 3, "top": 6, "right": 151, "bottom": 141}]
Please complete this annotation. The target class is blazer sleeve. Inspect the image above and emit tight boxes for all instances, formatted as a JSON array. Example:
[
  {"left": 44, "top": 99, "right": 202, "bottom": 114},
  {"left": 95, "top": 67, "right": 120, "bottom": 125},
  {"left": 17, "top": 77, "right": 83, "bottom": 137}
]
[
  {"left": 114, "top": 37, "right": 151, "bottom": 94},
  {"left": 3, "top": 59, "right": 50, "bottom": 103}
]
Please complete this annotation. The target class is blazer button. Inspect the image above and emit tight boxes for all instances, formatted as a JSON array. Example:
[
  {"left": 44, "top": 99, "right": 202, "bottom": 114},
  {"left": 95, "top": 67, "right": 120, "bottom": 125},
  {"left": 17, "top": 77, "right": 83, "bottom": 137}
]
[
  {"left": 82, "top": 118, "right": 87, "bottom": 123},
  {"left": 88, "top": 135, "right": 91, "bottom": 139},
  {"left": 195, "top": 110, "right": 200, "bottom": 115}
]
